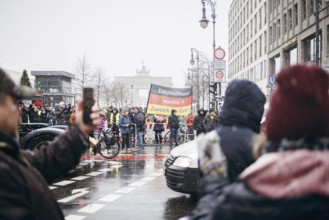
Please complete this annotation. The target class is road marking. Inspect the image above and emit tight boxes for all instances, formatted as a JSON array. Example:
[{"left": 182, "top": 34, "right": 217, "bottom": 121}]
[
  {"left": 149, "top": 172, "right": 162, "bottom": 177},
  {"left": 49, "top": 186, "right": 57, "bottom": 190},
  {"left": 65, "top": 214, "right": 86, "bottom": 220},
  {"left": 98, "top": 168, "right": 113, "bottom": 172},
  {"left": 78, "top": 204, "right": 105, "bottom": 213},
  {"left": 58, "top": 190, "right": 89, "bottom": 203},
  {"left": 110, "top": 164, "right": 123, "bottom": 168},
  {"left": 98, "top": 194, "right": 122, "bottom": 202},
  {"left": 140, "top": 177, "right": 156, "bottom": 181},
  {"left": 71, "top": 176, "right": 90, "bottom": 181},
  {"left": 128, "top": 181, "right": 147, "bottom": 187},
  {"left": 106, "top": 161, "right": 122, "bottom": 165},
  {"left": 53, "top": 180, "right": 75, "bottom": 186},
  {"left": 86, "top": 171, "right": 104, "bottom": 176},
  {"left": 115, "top": 186, "right": 136, "bottom": 194}
]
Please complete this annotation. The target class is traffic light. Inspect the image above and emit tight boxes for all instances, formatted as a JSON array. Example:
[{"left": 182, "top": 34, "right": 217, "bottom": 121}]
[{"left": 209, "top": 83, "right": 217, "bottom": 94}]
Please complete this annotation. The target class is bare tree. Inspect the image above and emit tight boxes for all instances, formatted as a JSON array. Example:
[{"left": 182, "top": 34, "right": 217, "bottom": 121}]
[
  {"left": 75, "top": 54, "right": 92, "bottom": 90},
  {"left": 102, "top": 78, "right": 112, "bottom": 107},
  {"left": 93, "top": 67, "right": 106, "bottom": 106},
  {"left": 110, "top": 82, "right": 127, "bottom": 107}
]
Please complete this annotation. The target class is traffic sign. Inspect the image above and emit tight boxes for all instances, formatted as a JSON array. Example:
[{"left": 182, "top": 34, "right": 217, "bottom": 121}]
[
  {"left": 214, "top": 60, "right": 226, "bottom": 70},
  {"left": 214, "top": 70, "right": 225, "bottom": 82},
  {"left": 268, "top": 75, "right": 276, "bottom": 85},
  {"left": 214, "top": 47, "right": 226, "bottom": 60}
]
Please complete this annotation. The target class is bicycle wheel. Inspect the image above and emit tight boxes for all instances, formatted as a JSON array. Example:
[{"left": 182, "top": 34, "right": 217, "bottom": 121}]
[
  {"left": 163, "top": 131, "right": 170, "bottom": 144},
  {"left": 98, "top": 137, "right": 120, "bottom": 159}
]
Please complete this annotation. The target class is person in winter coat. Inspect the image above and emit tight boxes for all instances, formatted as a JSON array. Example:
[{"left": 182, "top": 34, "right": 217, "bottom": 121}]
[
  {"left": 168, "top": 109, "right": 180, "bottom": 147},
  {"left": 19, "top": 101, "right": 29, "bottom": 123},
  {"left": 108, "top": 108, "right": 120, "bottom": 135},
  {"left": 184, "top": 64, "right": 329, "bottom": 220},
  {"left": 119, "top": 108, "right": 131, "bottom": 152},
  {"left": 0, "top": 68, "right": 99, "bottom": 220},
  {"left": 94, "top": 110, "right": 108, "bottom": 139},
  {"left": 69, "top": 107, "right": 76, "bottom": 125},
  {"left": 134, "top": 107, "right": 146, "bottom": 147},
  {"left": 203, "top": 108, "right": 220, "bottom": 132},
  {"left": 193, "top": 108, "right": 206, "bottom": 136},
  {"left": 186, "top": 113, "right": 195, "bottom": 141},
  {"left": 154, "top": 115, "right": 165, "bottom": 144}
]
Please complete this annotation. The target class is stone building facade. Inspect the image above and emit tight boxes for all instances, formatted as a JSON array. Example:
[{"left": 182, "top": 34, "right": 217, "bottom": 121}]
[{"left": 113, "top": 63, "right": 173, "bottom": 107}]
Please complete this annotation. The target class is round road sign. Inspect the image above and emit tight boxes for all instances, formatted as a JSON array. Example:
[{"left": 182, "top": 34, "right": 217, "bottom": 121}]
[
  {"left": 214, "top": 47, "right": 226, "bottom": 60},
  {"left": 215, "top": 70, "right": 224, "bottom": 80}
]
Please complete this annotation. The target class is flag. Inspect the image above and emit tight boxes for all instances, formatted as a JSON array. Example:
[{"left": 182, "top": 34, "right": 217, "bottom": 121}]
[{"left": 146, "top": 84, "right": 192, "bottom": 116}]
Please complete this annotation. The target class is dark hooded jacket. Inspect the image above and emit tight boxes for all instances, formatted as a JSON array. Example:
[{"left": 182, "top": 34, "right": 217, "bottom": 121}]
[
  {"left": 191, "top": 80, "right": 266, "bottom": 219},
  {"left": 216, "top": 80, "right": 266, "bottom": 182},
  {"left": 193, "top": 109, "right": 206, "bottom": 133},
  {"left": 0, "top": 125, "right": 89, "bottom": 220},
  {"left": 168, "top": 110, "right": 179, "bottom": 129}
]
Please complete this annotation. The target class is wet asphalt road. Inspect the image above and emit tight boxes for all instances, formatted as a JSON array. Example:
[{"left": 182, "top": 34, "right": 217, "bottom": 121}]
[{"left": 50, "top": 145, "right": 196, "bottom": 220}]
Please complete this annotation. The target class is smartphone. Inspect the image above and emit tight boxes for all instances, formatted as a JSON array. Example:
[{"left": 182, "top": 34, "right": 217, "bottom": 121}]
[{"left": 83, "top": 88, "right": 94, "bottom": 125}]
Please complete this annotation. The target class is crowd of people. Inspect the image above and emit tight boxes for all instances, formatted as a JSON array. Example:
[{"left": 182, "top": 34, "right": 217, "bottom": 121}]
[
  {"left": 20, "top": 101, "right": 73, "bottom": 125},
  {"left": 1, "top": 64, "right": 329, "bottom": 219}
]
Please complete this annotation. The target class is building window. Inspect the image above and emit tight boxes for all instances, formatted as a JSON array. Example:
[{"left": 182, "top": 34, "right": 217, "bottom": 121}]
[
  {"left": 255, "top": 39, "right": 258, "bottom": 60},
  {"left": 251, "top": 20, "right": 253, "bottom": 38},
  {"left": 288, "top": 9, "right": 292, "bottom": 31},
  {"left": 264, "top": 31, "right": 267, "bottom": 53},
  {"left": 294, "top": 4, "right": 298, "bottom": 27},
  {"left": 309, "top": 0, "right": 314, "bottom": 17},
  {"left": 269, "top": 0, "right": 272, "bottom": 14},
  {"left": 264, "top": 3, "right": 267, "bottom": 24},
  {"left": 247, "top": 2, "right": 249, "bottom": 17},
  {"left": 259, "top": 8, "right": 262, "bottom": 29},
  {"left": 302, "top": 0, "right": 306, "bottom": 21},
  {"left": 273, "top": 22, "right": 276, "bottom": 42},
  {"left": 327, "top": 25, "right": 329, "bottom": 56},
  {"left": 254, "top": 14, "right": 257, "bottom": 33},
  {"left": 259, "top": 35, "right": 262, "bottom": 57},
  {"left": 269, "top": 26, "right": 273, "bottom": 44},
  {"left": 251, "top": 44, "right": 253, "bottom": 62},
  {"left": 283, "top": 13, "right": 287, "bottom": 34},
  {"left": 283, "top": 46, "right": 298, "bottom": 66},
  {"left": 303, "top": 34, "right": 322, "bottom": 63},
  {"left": 277, "top": 19, "right": 281, "bottom": 39}
]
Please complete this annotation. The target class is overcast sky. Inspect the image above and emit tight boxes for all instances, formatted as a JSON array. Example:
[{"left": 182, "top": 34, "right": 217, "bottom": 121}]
[{"left": 0, "top": 0, "right": 232, "bottom": 87}]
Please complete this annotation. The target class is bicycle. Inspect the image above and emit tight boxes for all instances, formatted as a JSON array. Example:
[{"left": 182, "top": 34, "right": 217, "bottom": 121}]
[
  {"left": 163, "top": 125, "right": 186, "bottom": 145},
  {"left": 89, "top": 125, "right": 121, "bottom": 159}
]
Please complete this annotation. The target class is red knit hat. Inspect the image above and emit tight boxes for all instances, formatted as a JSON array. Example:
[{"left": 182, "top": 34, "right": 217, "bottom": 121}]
[{"left": 266, "top": 64, "right": 329, "bottom": 140}]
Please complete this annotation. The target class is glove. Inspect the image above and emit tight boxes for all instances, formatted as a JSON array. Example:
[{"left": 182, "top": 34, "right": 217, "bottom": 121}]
[{"left": 197, "top": 130, "right": 227, "bottom": 176}]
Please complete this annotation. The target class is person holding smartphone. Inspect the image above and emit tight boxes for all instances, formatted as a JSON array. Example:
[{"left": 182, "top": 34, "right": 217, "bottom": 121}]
[{"left": 0, "top": 69, "right": 100, "bottom": 220}]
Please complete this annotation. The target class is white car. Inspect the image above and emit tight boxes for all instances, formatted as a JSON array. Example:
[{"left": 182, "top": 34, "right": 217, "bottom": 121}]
[{"left": 164, "top": 140, "right": 199, "bottom": 195}]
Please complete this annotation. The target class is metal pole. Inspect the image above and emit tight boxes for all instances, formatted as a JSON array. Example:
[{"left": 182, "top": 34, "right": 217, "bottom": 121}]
[
  {"left": 191, "top": 48, "right": 200, "bottom": 110},
  {"left": 131, "top": 85, "right": 133, "bottom": 105},
  {"left": 203, "top": 0, "right": 218, "bottom": 110},
  {"left": 315, "top": 0, "right": 320, "bottom": 65},
  {"left": 197, "top": 55, "right": 200, "bottom": 110}
]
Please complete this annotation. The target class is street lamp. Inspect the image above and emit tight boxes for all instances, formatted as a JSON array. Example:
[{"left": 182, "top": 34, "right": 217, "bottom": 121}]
[
  {"left": 131, "top": 85, "right": 134, "bottom": 105},
  {"left": 199, "top": 0, "right": 220, "bottom": 110},
  {"left": 199, "top": 1, "right": 209, "bottom": 29},
  {"left": 190, "top": 48, "right": 200, "bottom": 110},
  {"left": 315, "top": 0, "right": 329, "bottom": 65}
]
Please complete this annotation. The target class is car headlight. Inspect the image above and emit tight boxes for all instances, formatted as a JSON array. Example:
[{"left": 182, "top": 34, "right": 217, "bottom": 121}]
[{"left": 173, "top": 157, "right": 192, "bottom": 168}]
